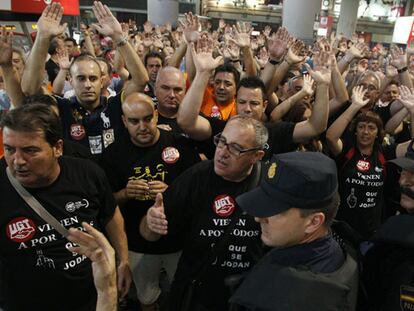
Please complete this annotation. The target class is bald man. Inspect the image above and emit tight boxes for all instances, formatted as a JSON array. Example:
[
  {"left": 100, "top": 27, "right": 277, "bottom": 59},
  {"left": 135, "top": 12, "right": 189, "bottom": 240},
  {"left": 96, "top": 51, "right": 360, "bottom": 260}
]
[
  {"left": 100, "top": 92, "right": 200, "bottom": 311},
  {"left": 155, "top": 66, "right": 187, "bottom": 133}
]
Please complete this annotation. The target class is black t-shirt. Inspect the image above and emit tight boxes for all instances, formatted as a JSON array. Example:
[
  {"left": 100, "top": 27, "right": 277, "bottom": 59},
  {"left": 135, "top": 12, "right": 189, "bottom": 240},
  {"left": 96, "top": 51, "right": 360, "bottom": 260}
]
[
  {"left": 164, "top": 160, "right": 264, "bottom": 310},
  {"left": 206, "top": 117, "right": 296, "bottom": 160},
  {"left": 55, "top": 93, "right": 125, "bottom": 156},
  {"left": 335, "top": 142, "right": 396, "bottom": 239},
  {"left": 157, "top": 114, "right": 184, "bottom": 134},
  {"left": 0, "top": 157, "right": 116, "bottom": 310},
  {"left": 100, "top": 130, "right": 200, "bottom": 254},
  {"left": 45, "top": 58, "right": 60, "bottom": 85},
  {"left": 144, "top": 83, "right": 158, "bottom": 106}
]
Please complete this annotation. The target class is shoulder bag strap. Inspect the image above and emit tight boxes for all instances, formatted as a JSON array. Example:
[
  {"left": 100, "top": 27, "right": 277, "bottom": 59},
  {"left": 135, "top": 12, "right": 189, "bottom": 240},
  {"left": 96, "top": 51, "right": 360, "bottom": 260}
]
[{"left": 6, "top": 167, "right": 69, "bottom": 237}]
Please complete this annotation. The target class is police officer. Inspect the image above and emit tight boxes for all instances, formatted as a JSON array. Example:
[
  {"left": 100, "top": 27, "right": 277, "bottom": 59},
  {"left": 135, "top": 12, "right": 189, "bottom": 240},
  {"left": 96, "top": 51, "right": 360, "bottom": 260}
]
[{"left": 231, "top": 152, "right": 358, "bottom": 311}]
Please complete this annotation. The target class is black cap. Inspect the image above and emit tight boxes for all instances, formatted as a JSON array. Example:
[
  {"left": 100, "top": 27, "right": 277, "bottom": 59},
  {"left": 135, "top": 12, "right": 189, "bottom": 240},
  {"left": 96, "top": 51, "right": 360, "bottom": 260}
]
[
  {"left": 236, "top": 152, "right": 338, "bottom": 218},
  {"left": 389, "top": 140, "right": 414, "bottom": 172}
]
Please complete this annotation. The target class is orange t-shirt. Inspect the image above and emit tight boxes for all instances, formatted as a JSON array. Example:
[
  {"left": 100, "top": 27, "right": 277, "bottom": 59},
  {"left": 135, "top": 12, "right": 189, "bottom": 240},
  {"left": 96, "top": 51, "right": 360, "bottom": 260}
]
[{"left": 200, "top": 85, "right": 237, "bottom": 121}]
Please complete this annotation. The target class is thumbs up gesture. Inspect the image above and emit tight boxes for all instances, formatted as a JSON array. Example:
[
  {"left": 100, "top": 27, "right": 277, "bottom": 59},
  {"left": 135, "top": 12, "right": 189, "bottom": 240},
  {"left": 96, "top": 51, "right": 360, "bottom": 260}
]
[{"left": 146, "top": 193, "right": 168, "bottom": 235}]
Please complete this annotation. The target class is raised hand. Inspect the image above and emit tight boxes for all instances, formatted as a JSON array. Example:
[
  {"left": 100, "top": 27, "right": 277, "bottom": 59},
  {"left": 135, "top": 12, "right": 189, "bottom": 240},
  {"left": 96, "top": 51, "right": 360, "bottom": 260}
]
[
  {"left": 146, "top": 193, "right": 168, "bottom": 235},
  {"left": 351, "top": 85, "right": 370, "bottom": 107},
  {"left": 399, "top": 85, "right": 414, "bottom": 113},
  {"left": 218, "top": 18, "right": 226, "bottom": 30},
  {"left": 191, "top": 38, "right": 223, "bottom": 73},
  {"left": 143, "top": 21, "right": 153, "bottom": 34},
  {"left": 226, "top": 42, "right": 240, "bottom": 61},
  {"left": 263, "top": 25, "right": 272, "bottom": 38},
  {"left": 348, "top": 42, "right": 368, "bottom": 59},
  {"left": 230, "top": 22, "right": 251, "bottom": 48},
  {"left": 0, "top": 27, "right": 13, "bottom": 66},
  {"left": 180, "top": 12, "right": 200, "bottom": 43},
  {"left": 57, "top": 49, "right": 71, "bottom": 70},
  {"left": 305, "top": 51, "right": 332, "bottom": 85},
  {"left": 267, "top": 26, "right": 290, "bottom": 60},
  {"left": 67, "top": 223, "right": 116, "bottom": 296},
  {"left": 36, "top": 3, "right": 67, "bottom": 39},
  {"left": 285, "top": 39, "right": 306, "bottom": 65},
  {"left": 302, "top": 74, "right": 315, "bottom": 96},
  {"left": 385, "top": 63, "right": 398, "bottom": 79},
  {"left": 91, "top": 1, "right": 123, "bottom": 41},
  {"left": 390, "top": 46, "right": 407, "bottom": 70},
  {"left": 255, "top": 47, "right": 269, "bottom": 68}
]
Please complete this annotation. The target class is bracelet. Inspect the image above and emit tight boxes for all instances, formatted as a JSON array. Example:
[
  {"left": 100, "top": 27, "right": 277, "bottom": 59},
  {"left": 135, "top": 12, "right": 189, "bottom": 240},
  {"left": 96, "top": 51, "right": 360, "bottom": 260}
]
[
  {"left": 269, "top": 58, "right": 282, "bottom": 65},
  {"left": 398, "top": 67, "right": 408, "bottom": 73},
  {"left": 116, "top": 36, "right": 128, "bottom": 47}
]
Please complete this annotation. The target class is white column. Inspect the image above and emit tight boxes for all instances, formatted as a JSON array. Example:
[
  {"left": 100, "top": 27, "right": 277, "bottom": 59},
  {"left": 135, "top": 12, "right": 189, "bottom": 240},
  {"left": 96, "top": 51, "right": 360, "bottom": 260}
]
[
  {"left": 337, "top": 0, "right": 359, "bottom": 38},
  {"left": 282, "top": 0, "right": 322, "bottom": 43},
  {"left": 147, "top": 0, "right": 179, "bottom": 26}
]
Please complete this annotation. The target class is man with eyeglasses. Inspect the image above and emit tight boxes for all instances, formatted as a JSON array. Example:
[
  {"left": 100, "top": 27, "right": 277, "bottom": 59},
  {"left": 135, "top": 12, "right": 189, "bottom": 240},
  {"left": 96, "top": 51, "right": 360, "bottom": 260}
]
[{"left": 140, "top": 115, "right": 268, "bottom": 311}]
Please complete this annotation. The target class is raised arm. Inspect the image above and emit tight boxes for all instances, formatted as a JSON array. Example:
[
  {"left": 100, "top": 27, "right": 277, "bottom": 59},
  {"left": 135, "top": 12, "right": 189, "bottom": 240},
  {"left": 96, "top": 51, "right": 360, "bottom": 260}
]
[
  {"left": 390, "top": 46, "right": 414, "bottom": 90},
  {"left": 180, "top": 12, "right": 200, "bottom": 82},
  {"left": 337, "top": 42, "right": 367, "bottom": 74},
  {"left": 260, "top": 27, "right": 289, "bottom": 91},
  {"left": 52, "top": 49, "right": 71, "bottom": 96},
  {"left": 177, "top": 39, "right": 223, "bottom": 140},
  {"left": 21, "top": 3, "right": 67, "bottom": 95},
  {"left": 329, "top": 53, "right": 350, "bottom": 116},
  {"left": 91, "top": 1, "right": 148, "bottom": 92},
  {"left": 326, "top": 85, "right": 370, "bottom": 156},
  {"left": 80, "top": 23, "right": 96, "bottom": 57},
  {"left": 270, "top": 74, "right": 314, "bottom": 122},
  {"left": 0, "top": 28, "right": 24, "bottom": 107},
  {"left": 230, "top": 22, "right": 256, "bottom": 77},
  {"left": 292, "top": 51, "right": 331, "bottom": 143}
]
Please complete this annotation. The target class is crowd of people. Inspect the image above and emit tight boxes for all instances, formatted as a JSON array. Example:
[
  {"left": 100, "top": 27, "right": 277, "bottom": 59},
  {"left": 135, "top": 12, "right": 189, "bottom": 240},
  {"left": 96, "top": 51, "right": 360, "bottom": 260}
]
[{"left": 0, "top": 1, "right": 413, "bottom": 310}]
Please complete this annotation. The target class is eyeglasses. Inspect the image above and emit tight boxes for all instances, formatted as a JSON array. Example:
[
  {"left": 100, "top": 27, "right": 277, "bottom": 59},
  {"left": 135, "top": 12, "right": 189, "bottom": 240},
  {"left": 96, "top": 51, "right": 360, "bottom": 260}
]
[{"left": 213, "top": 133, "right": 263, "bottom": 157}]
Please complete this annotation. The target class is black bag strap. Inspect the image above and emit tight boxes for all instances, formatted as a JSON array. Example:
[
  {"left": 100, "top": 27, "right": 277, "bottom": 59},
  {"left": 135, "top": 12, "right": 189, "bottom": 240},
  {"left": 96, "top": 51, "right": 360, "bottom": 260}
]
[
  {"left": 191, "top": 161, "right": 262, "bottom": 284},
  {"left": 6, "top": 167, "right": 69, "bottom": 237}
]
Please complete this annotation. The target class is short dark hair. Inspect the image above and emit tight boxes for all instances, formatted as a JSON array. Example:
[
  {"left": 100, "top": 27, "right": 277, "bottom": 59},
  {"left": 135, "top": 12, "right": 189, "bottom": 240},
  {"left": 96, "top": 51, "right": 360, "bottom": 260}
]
[
  {"left": 349, "top": 111, "right": 385, "bottom": 145},
  {"left": 64, "top": 37, "right": 77, "bottom": 46},
  {"left": 214, "top": 62, "right": 240, "bottom": 85},
  {"left": 1, "top": 103, "right": 63, "bottom": 146},
  {"left": 22, "top": 94, "right": 58, "bottom": 108},
  {"left": 237, "top": 76, "right": 266, "bottom": 100},
  {"left": 299, "top": 192, "right": 340, "bottom": 227},
  {"left": 69, "top": 53, "right": 101, "bottom": 77},
  {"left": 48, "top": 38, "right": 61, "bottom": 55},
  {"left": 144, "top": 51, "right": 164, "bottom": 67}
]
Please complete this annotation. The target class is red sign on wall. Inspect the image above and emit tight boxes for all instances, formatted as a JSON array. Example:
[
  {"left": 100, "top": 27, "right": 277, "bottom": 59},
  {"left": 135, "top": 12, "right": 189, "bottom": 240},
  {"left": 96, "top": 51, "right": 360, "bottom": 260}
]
[{"left": 2, "top": 0, "right": 79, "bottom": 16}]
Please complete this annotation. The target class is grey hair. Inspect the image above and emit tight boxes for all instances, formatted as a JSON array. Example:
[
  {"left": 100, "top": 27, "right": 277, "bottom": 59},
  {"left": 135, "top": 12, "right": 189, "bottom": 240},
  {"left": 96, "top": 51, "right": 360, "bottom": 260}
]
[
  {"left": 227, "top": 115, "right": 268, "bottom": 149},
  {"left": 357, "top": 70, "right": 381, "bottom": 89}
]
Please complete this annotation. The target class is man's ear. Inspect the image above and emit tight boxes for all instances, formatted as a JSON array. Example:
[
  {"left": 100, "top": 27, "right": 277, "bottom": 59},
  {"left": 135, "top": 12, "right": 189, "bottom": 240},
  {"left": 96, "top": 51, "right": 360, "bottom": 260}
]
[
  {"left": 53, "top": 139, "right": 64, "bottom": 158},
  {"left": 304, "top": 212, "right": 325, "bottom": 234}
]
